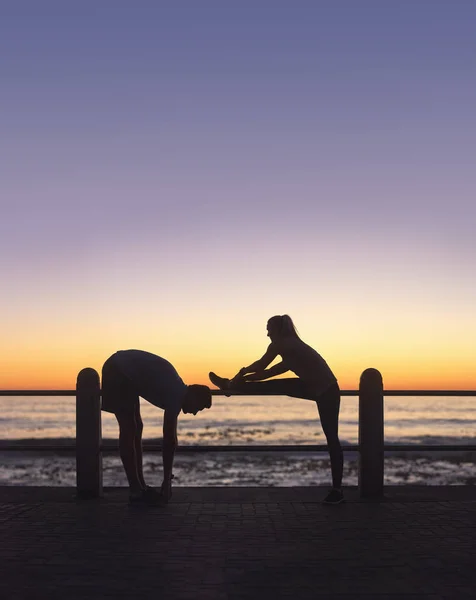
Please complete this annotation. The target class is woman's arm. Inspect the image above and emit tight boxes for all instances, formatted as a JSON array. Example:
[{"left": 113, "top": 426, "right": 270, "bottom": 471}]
[
  {"left": 233, "top": 344, "right": 279, "bottom": 379},
  {"left": 243, "top": 361, "right": 289, "bottom": 381}
]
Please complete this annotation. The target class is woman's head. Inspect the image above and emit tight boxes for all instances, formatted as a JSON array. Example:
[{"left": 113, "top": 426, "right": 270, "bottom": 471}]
[{"left": 266, "top": 315, "right": 299, "bottom": 341}]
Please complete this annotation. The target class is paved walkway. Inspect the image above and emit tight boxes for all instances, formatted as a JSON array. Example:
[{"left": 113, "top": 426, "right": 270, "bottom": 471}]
[{"left": 1, "top": 486, "right": 475, "bottom": 599}]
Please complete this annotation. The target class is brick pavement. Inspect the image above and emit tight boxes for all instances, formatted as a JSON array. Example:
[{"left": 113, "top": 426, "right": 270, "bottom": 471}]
[{"left": 1, "top": 486, "right": 475, "bottom": 599}]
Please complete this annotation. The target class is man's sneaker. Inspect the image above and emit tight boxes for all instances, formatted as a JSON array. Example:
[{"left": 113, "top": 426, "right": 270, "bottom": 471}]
[
  {"left": 322, "top": 489, "right": 344, "bottom": 505},
  {"left": 128, "top": 489, "right": 146, "bottom": 506},
  {"left": 209, "top": 372, "right": 232, "bottom": 397}
]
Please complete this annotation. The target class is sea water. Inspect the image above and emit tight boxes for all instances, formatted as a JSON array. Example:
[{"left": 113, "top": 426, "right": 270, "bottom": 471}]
[{"left": 1, "top": 394, "right": 475, "bottom": 486}]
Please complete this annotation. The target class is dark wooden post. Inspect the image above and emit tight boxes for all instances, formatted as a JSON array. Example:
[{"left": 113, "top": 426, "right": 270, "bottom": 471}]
[
  {"left": 358, "top": 368, "right": 384, "bottom": 498},
  {"left": 76, "top": 368, "right": 102, "bottom": 498}
]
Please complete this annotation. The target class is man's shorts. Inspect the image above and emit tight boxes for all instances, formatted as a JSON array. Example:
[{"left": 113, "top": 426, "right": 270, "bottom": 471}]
[{"left": 101, "top": 355, "right": 139, "bottom": 417}]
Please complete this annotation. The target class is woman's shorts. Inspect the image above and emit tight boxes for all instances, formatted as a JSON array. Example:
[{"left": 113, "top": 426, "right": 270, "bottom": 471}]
[{"left": 101, "top": 355, "right": 139, "bottom": 417}]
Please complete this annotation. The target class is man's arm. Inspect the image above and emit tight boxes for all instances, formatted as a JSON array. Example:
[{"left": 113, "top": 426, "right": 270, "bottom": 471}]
[
  {"left": 243, "top": 361, "right": 289, "bottom": 381},
  {"left": 162, "top": 409, "right": 178, "bottom": 483}
]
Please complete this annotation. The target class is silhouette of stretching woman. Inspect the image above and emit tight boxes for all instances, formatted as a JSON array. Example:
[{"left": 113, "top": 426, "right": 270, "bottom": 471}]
[{"left": 209, "top": 315, "right": 344, "bottom": 504}]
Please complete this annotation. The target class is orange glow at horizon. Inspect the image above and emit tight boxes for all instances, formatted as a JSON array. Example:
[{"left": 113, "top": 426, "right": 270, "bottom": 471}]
[
  {"left": 1, "top": 309, "right": 475, "bottom": 391},
  {"left": 1, "top": 354, "right": 475, "bottom": 391}
]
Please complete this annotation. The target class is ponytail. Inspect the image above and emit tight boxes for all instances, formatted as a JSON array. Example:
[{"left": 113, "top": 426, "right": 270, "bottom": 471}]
[{"left": 281, "top": 314, "right": 299, "bottom": 337}]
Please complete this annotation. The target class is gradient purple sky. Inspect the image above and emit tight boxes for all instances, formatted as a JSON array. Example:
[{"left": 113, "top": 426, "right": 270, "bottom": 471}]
[{"left": 1, "top": 1, "right": 475, "bottom": 388}]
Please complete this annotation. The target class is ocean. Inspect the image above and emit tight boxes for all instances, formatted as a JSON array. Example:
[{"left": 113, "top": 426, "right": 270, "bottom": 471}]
[{"left": 1, "top": 394, "right": 475, "bottom": 487}]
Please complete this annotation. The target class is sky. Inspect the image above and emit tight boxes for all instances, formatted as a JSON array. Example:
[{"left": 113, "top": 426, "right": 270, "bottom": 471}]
[{"left": 1, "top": 1, "right": 475, "bottom": 390}]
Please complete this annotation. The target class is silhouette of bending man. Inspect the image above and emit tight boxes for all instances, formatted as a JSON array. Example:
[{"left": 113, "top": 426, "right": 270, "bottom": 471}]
[
  {"left": 209, "top": 315, "right": 344, "bottom": 504},
  {"left": 102, "top": 349, "right": 212, "bottom": 505}
]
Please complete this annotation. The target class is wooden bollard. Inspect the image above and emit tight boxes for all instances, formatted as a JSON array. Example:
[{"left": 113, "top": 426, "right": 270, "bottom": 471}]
[
  {"left": 76, "top": 368, "right": 102, "bottom": 498},
  {"left": 358, "top": 368, "right": 384, "bottom": 498}
]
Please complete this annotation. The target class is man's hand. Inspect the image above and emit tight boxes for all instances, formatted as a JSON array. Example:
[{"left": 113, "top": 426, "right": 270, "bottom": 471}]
[{"left": 160, "top": 474, "right": 174, "bottom": 504}]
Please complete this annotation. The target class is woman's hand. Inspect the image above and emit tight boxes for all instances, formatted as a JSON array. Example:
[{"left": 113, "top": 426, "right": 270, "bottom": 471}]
[{"left": 232, "top": 367, "right": 247, "bottom": 380}]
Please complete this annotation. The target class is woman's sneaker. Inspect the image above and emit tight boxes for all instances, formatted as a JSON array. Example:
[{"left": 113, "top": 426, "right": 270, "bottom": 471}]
[
  {"left": 209, "top": 372, "right": 232, "bottom": 396},
  {"left": 323, "top": 489, "right": 344, "bottom": 505},
  {"left": 128, "top": 486, "right": 162, "bottom": 506},
  {"left": 143, "top": 486, "right": 163, "bottom": 505}
]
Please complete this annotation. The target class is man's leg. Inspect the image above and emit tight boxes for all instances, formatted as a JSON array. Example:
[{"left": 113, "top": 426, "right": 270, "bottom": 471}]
[
  {"left": 133, "top": 401, "right": 146, "bottom": 489},
  {"left": 316, "top": 385, "right": 343, "bottom": 492},
  {"left": 115, "top": 411, "right": 143, "bottom": 494}
]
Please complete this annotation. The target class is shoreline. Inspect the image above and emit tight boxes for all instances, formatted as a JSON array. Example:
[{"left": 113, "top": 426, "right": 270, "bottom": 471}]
[
  {"left": 1, "top": 437, "right": 476, "bottom": 460},
  {"left": 1, "top": 447, "right": 476, "bottom": 487}
]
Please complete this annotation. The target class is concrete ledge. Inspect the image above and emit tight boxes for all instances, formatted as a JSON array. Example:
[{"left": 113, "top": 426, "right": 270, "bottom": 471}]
[{"left": 2, "top": 484, "right": 476, "bottom": 599}]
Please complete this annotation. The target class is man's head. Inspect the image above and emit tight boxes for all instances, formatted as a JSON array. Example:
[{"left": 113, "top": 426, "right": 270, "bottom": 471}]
[{"left": 181, "top": 384, "right": 212, "bottom": 415}]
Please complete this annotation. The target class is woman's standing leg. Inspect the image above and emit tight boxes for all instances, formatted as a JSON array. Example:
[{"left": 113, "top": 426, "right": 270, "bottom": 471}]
[{"left": 317, "top": 384, "right": 344, "bottom": 492}]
